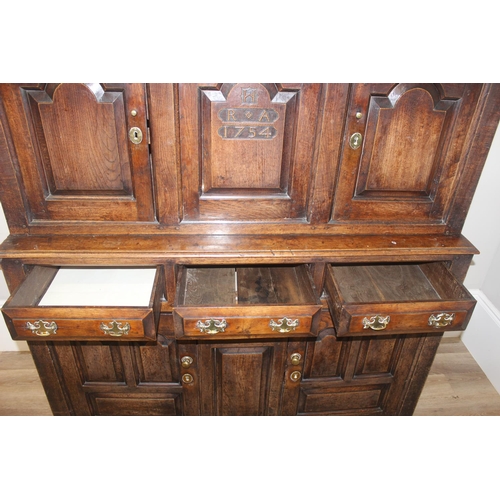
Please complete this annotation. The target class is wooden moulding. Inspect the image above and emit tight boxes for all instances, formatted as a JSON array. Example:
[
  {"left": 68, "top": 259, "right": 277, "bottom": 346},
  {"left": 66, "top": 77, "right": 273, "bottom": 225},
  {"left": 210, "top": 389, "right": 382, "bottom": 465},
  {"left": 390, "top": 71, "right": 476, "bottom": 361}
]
[{"left": 0, "top": 234, "right": 479, "bottom": 266}]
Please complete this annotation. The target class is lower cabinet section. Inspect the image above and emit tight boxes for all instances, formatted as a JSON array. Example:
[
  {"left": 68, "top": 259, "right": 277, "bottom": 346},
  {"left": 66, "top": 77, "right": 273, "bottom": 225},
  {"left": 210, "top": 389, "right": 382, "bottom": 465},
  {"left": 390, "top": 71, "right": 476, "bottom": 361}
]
[{"left": 27, "top": 312, "right": 443, "bottom": 416}]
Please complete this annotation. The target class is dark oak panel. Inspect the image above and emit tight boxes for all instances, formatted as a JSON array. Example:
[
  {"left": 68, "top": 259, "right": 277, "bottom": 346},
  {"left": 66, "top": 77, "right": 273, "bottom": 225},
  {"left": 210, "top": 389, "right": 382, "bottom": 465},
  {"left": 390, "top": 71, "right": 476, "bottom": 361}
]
[
  {"left": 91, "top": 394, "right": 182, "bottom": 416},
  {"left": 297, "top": 384, "right": 388, "bottom": 415},
  {"left": 198, "top": 342, "right": 287, "bottom": 416}
]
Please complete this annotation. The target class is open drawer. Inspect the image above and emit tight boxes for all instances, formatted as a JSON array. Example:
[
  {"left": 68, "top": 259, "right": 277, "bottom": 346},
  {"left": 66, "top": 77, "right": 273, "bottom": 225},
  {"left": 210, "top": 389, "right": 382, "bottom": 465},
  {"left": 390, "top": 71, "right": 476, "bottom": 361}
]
[
  {"left": 173, "top": 265, "right": 322, "bottom": 339},
  {"left": 324, "top": 262, "right": 476, "bottom": 337},
  {"left": 2, "top": 266, "right": 163, "bottom": 341}
]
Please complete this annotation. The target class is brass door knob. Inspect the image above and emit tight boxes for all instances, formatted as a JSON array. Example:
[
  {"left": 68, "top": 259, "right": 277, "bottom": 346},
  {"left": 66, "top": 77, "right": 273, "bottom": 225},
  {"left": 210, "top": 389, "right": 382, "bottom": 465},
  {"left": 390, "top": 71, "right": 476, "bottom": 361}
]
[
  {"left": 181, "top": 356, "right": 193, "bottom": 368},
  {"left": 290, "top": 353, "right": 302, "bottom": 365}
]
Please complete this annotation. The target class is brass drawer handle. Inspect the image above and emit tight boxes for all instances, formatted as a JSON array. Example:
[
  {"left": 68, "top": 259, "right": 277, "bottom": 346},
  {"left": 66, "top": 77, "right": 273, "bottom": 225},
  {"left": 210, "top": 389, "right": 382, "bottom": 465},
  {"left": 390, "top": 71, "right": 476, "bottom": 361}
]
[
  {"left": 100, "top": 320, "right": 130, "bottom": 337},
  {"left": 196, "top": 318, "right": 227, "bottom": 335},
  {"left": 362, "top": 315, "right": 390, "bottom": 331},
  {"left": 428, "top": 313, "right": 455, "bottom": 328},
  {"left": 25, "top": 320, "right": 58, "bottom": 337},
  {"left": 269, "top": 317, "right": 299, "bottom": 333}
]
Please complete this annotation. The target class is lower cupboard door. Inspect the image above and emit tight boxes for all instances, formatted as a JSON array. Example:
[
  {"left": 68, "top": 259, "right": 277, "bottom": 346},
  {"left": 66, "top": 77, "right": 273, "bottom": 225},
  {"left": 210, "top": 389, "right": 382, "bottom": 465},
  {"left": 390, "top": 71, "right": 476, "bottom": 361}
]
[{"left": 197, "top": 341, "right": 289, "bottom": 416}]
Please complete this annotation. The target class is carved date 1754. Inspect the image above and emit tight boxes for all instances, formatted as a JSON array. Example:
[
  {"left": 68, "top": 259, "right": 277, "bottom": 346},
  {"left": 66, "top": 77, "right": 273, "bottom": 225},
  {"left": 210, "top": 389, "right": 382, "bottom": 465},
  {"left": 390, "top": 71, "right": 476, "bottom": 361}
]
[{"left": 217, "top": 107, "right": 278, "bottom": 140}]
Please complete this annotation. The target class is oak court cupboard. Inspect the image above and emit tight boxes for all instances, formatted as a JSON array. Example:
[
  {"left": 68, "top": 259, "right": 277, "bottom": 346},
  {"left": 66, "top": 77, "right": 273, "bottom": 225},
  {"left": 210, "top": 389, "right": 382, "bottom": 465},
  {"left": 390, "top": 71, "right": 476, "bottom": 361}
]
[{"left": 0, "top": 83, "right": 498, "bottom": 416}]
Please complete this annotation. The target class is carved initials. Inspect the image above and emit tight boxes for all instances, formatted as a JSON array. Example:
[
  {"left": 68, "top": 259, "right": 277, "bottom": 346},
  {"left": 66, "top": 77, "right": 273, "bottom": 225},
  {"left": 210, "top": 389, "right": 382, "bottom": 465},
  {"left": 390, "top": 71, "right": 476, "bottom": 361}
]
[
  {"left": 259, "top": 110, "right": 271, "bottom": 122},
  {"left": 242, "top": 88, "right": 258, "bottom": 104}
]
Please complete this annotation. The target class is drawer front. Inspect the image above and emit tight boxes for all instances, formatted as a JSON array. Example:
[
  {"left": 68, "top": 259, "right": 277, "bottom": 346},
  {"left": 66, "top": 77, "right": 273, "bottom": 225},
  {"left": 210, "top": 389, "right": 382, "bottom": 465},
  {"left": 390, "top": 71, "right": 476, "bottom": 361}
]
[
  {"left": 1, "top": 266, "right": 163, "bottom": 342},
  {"left": 174, "top": 306, "right": 321, "bottom": 340},
  {"left": 340, "top": 308, "right": 473, "bottom": 337},
  {"left": 325, "top": 263, "right": 476, "bottom": 337},
  {"left": 4, "top": 313, "right": 156, "bottom": 341}
]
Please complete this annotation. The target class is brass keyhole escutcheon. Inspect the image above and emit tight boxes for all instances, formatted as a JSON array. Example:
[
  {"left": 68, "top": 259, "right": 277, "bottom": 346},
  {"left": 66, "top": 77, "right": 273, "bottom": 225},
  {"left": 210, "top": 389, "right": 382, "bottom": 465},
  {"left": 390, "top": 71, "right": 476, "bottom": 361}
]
[
  {"left": 290, "top": 371, "right": 302, "bottom": 382},
  {"left": 182, "top": 374, "right": 194, "bottom": 384},
  {"left": 349, "top": 132, "right": 363, "bottom": 150},
  {"left": 129, "top": 126, "right": 143, "bottom": 145}
]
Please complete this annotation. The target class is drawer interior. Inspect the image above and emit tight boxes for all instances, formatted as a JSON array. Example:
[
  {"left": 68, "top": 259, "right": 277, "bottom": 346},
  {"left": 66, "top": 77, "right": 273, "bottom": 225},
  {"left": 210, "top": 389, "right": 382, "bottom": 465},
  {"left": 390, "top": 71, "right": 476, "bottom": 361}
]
[
  {"left": 329, "top": 262, "right": 472, "bottom": 304},
  {"left": 7, "top": 266, "right": 159, "bottom": 308},
  {"left": 177, "top": 265, "right": 319, "bottom": 307}
]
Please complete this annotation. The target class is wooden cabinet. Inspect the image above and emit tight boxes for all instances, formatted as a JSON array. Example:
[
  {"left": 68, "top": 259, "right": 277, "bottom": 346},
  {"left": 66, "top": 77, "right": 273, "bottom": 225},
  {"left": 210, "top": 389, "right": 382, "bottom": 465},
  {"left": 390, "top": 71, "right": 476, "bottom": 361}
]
[{"left": 1, "top": 83, "right": 499, "bottom": 416}]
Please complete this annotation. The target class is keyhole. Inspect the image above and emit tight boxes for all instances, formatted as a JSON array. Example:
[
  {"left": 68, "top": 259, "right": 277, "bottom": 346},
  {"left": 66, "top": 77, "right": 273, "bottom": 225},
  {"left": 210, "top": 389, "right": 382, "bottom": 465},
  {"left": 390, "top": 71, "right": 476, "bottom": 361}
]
[
  {"left": 129, "top": 127, "right": 142, "bottom": 144},
  {"left": 349, "top": 132, "right": 362, "bottom": 150}
]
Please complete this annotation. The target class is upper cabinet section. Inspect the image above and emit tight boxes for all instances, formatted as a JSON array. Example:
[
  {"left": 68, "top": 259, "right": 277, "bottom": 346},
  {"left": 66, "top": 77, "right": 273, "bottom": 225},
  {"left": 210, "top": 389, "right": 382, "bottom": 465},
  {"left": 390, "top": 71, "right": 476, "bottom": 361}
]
[
  {"left": 177, "top": 83, "right": 322, "bottom": 222},
  {"left": 1, "top": 83, "right": 498, "bottom": 235},
  {"left": 0, "top": 83, "right": 155, "bottom": 226}
]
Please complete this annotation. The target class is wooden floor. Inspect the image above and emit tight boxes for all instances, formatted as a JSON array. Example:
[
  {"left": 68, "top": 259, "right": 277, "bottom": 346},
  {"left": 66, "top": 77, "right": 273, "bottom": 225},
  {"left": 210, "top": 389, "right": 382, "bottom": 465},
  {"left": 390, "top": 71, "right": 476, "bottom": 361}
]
[{"left": 1, "top": 339, "right": 499, "bottom": 416}]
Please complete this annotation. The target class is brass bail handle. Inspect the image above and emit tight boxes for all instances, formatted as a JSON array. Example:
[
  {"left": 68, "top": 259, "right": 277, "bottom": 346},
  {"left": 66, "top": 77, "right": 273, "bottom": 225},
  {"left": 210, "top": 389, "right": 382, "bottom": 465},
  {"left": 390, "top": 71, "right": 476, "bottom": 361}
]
[
  {"left": 196, "top": 318, "right": 227, "bottom": 335},
  {"left": 362, "top": 315, "right": 390, "bottom": 331}
]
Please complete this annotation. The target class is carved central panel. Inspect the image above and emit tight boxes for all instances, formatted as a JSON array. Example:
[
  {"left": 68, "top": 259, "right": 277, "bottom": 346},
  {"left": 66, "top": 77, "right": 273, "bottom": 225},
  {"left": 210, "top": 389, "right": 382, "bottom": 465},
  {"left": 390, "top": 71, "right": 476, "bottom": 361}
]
[{"left": 201, "top": 83, "right": 297, "bottom": 194}]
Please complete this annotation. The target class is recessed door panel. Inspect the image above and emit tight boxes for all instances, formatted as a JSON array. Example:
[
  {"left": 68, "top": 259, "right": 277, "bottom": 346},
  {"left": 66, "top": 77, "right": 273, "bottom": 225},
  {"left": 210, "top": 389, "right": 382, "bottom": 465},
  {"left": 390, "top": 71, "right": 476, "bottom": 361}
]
[
  {"left": 198, "top": 341, "right": 287, "bottom": 415},
  {"left": 179, "top": 83, "right": 322, "bottom": 222},
  {"left": 331, "top": 83, "right": 482, "bottom": 226},
  {"left": 2, "top": 83, "right": 155, "bottom": 222}
]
